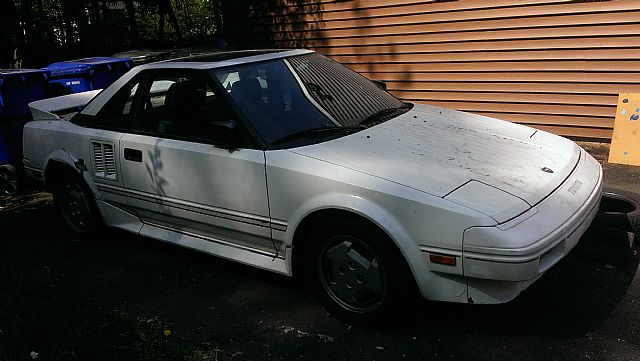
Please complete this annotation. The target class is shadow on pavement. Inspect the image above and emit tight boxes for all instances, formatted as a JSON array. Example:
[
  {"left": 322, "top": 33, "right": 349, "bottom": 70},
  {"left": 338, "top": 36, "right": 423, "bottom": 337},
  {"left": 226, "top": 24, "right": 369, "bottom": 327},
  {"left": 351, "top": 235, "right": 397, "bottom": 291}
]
[
  {"left": 1, "top": 201, "right": 639, "bottom": 360},
  {"left": 406, "top": 248, "right": 638, "bottom": 338}
]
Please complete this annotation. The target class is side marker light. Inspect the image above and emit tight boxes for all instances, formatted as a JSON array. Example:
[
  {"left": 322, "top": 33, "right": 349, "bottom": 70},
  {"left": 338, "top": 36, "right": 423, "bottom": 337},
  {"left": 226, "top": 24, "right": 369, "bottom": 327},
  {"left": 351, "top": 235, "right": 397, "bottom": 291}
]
[{"left": 430, "top": 253, "right": 457, "bottom": 266}]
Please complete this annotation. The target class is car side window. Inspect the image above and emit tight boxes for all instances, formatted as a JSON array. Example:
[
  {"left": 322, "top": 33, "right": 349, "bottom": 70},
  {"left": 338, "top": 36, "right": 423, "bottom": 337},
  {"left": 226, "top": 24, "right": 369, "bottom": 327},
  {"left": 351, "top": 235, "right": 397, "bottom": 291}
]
[
  {"left": 132, "top": 72, "right": 239, "bottom": 145},
  {"left": 91, "top": 79, "right": 141, "bottom": 129}
]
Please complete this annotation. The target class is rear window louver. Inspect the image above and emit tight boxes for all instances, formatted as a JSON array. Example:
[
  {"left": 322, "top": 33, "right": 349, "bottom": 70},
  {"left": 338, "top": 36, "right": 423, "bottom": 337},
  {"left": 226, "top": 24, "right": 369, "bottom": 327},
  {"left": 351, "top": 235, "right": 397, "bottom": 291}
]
[{"left": 288, "top": 54, "right": 402, "bottom": 126}]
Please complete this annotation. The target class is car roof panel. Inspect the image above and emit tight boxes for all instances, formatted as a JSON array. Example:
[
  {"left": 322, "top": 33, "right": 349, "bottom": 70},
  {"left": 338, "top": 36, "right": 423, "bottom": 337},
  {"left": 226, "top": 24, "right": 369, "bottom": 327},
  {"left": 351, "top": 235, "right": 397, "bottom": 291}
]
[{"left": 138, "top": 49, "right": 314, "bottom": 71}]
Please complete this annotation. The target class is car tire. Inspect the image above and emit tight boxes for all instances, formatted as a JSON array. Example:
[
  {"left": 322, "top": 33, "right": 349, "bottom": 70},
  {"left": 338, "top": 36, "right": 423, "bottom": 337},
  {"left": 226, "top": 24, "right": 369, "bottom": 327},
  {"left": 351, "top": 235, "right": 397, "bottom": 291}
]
[
  {"left": 592, "top": 188, "right": 640, "bottom": 237},
  {"left": 0, "top": 165, "right": 19, "bottom": 196},
  {"left": 53, "top": 172, "right": 102, "bottom": 237},
  {"left": 304, "top": 218, "right": 416, "bottom": 325}
]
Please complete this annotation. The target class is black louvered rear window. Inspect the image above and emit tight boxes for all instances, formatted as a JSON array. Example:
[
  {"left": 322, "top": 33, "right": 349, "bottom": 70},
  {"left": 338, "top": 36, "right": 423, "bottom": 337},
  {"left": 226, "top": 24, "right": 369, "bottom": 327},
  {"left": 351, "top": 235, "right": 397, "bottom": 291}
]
[{"left": 288, "top": 53, "right": 404, "bottom": 126}]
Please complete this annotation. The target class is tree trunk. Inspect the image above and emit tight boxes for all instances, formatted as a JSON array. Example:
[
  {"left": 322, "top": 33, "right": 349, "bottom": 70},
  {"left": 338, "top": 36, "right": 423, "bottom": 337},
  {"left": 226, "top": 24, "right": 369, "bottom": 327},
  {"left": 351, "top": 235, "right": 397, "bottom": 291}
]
[
  {"left": 74, "top": 0, "right": 90, "bottom": 54},
  {"left": 63, "top": 0, "right": 75, "bottom": 45},
  {"left": 0, "top": 0, "right": 22, "bottom": 65},
  {"left": 158, "top": 0, "right": 181, "bottom": 42},
  {"left": 20, "top": 0, "right": 36, "bottom": 46},
  {"left": 213, "top": 0, "right": 224, "bottom": 46},
  {"left": 124, "top": 0, "right": 139, "bottom": 46}
]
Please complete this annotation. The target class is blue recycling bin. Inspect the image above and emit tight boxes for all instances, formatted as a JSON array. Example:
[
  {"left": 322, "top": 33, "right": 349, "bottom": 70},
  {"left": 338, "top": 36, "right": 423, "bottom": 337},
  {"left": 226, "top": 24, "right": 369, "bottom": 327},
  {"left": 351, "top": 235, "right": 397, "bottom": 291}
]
[
  {"left": 44, "top": 57, "right": 133, "bottom": 94},
  {"left": 0, "top": 68, "right": 50, "bottom": 167},
  {"left": 44, "top": 61, "right": 93, "bottom": 93},
  {"left": 0, "top": 68, "right": 50, "bottom": 117},
  {"left": 0, "top": 116, "right": 30, "bottom": 193},
  {"left": 79, "top": 57, "right": 133, "bottom": 89},
  {"left": 0, "top": 117, "right": 30, "bottom": 165},
  {"left": 0, "top": 126, "right": 10, "bottom": 165}
]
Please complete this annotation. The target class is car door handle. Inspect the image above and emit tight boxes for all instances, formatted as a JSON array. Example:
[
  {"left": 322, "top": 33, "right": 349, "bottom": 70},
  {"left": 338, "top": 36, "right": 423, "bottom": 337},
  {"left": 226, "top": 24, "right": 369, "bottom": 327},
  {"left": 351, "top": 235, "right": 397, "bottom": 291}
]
[{"left": 124, "top": 148, "right": 142, "bottom": 162}]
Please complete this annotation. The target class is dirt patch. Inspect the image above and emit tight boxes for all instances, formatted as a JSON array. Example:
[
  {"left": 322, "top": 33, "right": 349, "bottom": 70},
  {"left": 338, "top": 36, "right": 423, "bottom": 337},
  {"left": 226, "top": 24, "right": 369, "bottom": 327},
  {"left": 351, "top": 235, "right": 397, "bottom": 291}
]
[{"left": 0, "top": 191, "right": 53, "bottom": 213}]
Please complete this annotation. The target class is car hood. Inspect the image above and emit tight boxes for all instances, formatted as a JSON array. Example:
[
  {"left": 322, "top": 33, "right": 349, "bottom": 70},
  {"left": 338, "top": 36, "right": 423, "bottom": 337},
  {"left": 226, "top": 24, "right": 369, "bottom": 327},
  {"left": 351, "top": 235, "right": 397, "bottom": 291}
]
[{"left": 289, "top": 103, "right": 579, "bottom": 208}]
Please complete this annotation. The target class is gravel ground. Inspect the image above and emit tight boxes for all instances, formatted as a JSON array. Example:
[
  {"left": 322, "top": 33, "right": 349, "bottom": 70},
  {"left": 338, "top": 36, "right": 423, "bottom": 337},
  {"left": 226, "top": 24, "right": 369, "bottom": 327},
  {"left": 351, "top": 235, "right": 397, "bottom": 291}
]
[{"left": 578, "top": 142, "right": 640, "bottom": 195}]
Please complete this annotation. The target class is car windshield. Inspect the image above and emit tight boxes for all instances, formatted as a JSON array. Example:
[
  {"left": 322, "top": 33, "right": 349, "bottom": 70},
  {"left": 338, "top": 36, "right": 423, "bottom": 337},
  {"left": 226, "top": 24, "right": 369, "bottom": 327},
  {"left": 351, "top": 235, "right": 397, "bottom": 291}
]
[{"left": 211, "top": 53, "right": 409, "bottom": 147}]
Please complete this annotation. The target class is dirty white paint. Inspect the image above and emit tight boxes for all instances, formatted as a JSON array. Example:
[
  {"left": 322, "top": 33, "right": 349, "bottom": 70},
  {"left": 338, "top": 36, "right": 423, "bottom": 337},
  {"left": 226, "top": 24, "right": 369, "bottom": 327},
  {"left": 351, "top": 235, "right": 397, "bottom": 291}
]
[{"left": 22, "top": 49, "right": 603, "bottom": 308}]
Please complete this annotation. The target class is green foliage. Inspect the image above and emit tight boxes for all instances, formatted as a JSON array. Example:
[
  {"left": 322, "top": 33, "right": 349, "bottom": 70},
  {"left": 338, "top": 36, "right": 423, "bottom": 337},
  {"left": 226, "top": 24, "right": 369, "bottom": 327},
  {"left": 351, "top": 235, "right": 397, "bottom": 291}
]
[
  {"left": 174, "top": 0, "right": 219, "bottom": 38},
  {"left": 137, "top": 1, "right": 163, "bottom": 42},
  {"left": 5, "top": 0, "right": 222, "bottom": 57},
  {"left": 137, "top": 0, "right": 218, "bottom": 43}
]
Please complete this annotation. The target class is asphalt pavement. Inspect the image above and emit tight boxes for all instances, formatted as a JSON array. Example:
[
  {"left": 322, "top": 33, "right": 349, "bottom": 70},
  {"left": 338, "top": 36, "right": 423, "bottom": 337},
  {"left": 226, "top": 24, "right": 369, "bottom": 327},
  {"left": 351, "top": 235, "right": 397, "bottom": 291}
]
[{"left": 1, "top": 142, "right": 639, "bottom": 361}]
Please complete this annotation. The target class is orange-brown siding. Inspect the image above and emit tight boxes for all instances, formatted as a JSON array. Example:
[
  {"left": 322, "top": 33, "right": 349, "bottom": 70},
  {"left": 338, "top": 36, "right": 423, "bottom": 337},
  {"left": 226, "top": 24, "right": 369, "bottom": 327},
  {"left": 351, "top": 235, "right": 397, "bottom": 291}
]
[{"left": 223, "top": 0, "right": 640, "bottom": 139}]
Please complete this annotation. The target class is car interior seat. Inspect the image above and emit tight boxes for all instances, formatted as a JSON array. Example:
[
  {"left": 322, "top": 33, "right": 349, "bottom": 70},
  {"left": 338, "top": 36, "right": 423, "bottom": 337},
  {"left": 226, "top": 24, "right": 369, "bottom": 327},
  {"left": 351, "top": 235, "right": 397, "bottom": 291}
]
[
  {"left": 230, "top": 70, "right": 262, "bottom": 105},
  {"left": 159, "top": 80, "right": 206, "bottom": 136}
]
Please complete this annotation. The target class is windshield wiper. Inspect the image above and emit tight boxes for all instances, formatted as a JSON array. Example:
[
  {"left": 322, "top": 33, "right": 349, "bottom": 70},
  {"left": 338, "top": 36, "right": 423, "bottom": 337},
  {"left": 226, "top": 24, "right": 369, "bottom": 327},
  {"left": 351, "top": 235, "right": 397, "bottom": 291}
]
[
  {"left": 271, "top": 125, "right": 365, "bottom": 146},
  {"left": 359, "top": 103, "right": 413, "bottom": 127},
  {"left": 304, "top": 82, "right": 334, "bottom": 102}
]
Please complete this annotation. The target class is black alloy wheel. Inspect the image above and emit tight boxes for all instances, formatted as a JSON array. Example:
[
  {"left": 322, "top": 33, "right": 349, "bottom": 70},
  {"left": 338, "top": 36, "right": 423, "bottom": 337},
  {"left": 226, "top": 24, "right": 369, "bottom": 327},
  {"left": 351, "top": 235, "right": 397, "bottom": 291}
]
[
  {"left": 305, "top": 218, "right": 416, "bottom": 324},
  {"left": 316, "top": 234, "right": 389, "bottom": 314},
  {"left": 54, "top": 174, "right": 101, "bottom": 235}
]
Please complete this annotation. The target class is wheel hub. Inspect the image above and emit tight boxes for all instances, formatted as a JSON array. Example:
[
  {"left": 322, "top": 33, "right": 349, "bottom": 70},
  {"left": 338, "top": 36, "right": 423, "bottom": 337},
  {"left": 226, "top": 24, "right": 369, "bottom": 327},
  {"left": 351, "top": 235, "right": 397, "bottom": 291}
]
[
  {"left": 60, "top": 182, "right": 91, "bottom": 232},
  {"left": 320, "top": 238, "right": 386, "bottom": 312}
]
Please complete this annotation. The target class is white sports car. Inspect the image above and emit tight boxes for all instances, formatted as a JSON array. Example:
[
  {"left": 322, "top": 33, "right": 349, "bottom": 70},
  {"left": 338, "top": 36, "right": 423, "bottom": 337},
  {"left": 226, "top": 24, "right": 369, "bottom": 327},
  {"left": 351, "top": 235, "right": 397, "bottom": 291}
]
[{"left": 23, "top": 49, "right": 602, "bottom": 322}]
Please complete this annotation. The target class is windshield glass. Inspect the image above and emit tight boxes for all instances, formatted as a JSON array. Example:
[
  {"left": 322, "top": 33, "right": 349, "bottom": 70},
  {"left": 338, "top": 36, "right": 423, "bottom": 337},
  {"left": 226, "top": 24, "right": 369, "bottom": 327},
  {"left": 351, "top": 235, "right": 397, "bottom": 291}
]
[
  {"left": 212, "top": 53, "right": 409, "bottom": 147},
  {"left": 213, "top": 60, "right": 334, "bottom": 145}
]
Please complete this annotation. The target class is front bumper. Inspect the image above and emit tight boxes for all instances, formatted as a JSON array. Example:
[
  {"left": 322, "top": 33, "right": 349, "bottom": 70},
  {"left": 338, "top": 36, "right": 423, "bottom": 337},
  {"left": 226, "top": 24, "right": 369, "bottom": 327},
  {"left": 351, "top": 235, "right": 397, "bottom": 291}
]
[{"left": 462, "top": 148, "right": 603, "bottom": 303}]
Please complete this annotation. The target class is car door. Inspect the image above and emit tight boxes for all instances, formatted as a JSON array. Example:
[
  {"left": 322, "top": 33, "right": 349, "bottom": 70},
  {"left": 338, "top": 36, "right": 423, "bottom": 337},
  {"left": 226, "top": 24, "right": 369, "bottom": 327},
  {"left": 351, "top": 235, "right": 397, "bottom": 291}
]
[
  {"left": 118, "top": 69, "right": 275, "bottom": 254},
  {"left": 77, "top": 75, "right": 143, "bottom": 213}
]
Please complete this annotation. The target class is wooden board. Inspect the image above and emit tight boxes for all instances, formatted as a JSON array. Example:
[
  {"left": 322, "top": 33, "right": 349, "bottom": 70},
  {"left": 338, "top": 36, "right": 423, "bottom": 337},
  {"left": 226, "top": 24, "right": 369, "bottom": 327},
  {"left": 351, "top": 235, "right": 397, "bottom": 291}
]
[
  {"left": 609, "top": 93, "right": 640, "bottom": 166},
  {"left": 224, "top": 0, "right": 640, "bottom": 139}
]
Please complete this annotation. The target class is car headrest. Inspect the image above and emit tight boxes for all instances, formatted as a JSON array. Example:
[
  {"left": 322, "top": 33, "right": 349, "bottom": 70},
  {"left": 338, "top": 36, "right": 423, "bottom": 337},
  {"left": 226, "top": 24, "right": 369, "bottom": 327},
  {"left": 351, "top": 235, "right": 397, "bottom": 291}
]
[
  {"left": 238, "top": 69, "right": 257, "bottom": 80},
  {"left": 231, "top": 77, "right": 262, "bottom": 101},
  {"left": 165, "top": 80, "right": 205, "bottom": 112}
]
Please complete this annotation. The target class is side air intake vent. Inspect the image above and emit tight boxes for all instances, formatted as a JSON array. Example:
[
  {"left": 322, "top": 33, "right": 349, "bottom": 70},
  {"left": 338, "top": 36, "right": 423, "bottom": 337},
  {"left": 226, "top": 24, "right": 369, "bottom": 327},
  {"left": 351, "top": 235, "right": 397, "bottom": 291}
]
[{"left": 91, "top": 141, "right": 117, "bottom": 181}]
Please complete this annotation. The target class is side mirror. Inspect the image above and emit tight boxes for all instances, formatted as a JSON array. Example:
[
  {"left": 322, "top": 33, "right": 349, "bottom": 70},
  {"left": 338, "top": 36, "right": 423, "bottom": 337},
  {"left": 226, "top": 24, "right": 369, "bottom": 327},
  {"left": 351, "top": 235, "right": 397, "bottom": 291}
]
[
  {"left": 207, "top": 119, "right": 239, "bottom": 149},
  {"left": 372, "top": 80, "right": 387, "bottom": 91}
]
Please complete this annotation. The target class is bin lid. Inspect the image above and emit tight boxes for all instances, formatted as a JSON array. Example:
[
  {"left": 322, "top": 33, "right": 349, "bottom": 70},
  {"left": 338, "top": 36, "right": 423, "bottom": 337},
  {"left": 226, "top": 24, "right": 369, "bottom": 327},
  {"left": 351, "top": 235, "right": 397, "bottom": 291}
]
[
  {"left": 69, "top": 57, "right": 132, "bottom": 66},
  {"left": 0, "top": 68, "right": 50, "bottom": 85},
  {"left": 0, "top": 68, "right": 50, "bottom": 78},
  {"left": 112, "top": 50, "right": 171, "bottom": 65},
  {"left": 45, "top": 57, "right": 132, "bottom": 76},
  {"left": 44, "top": 61, "right": 92, "bottom": 76}
]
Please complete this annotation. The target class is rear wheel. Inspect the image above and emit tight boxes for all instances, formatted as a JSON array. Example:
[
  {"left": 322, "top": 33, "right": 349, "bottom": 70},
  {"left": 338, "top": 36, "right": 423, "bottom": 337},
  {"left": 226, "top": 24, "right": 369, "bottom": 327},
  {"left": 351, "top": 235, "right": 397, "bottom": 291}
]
[
  {"left": 305, "top": 218, "right": 415, "bottom": 324},
  {"left": 53, "top": 173, "right": 102, "bottom": 236},
  {"left": 0, "top": 165, "right": 19, "bottom": 196}
]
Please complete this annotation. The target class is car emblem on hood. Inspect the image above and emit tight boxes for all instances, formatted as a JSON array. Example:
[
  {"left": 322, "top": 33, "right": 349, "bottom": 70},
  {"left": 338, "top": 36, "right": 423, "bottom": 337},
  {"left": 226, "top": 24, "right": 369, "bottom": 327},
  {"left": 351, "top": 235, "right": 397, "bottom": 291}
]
[{"left": 541, "top": 167, "right": 554, "bottom": 173}]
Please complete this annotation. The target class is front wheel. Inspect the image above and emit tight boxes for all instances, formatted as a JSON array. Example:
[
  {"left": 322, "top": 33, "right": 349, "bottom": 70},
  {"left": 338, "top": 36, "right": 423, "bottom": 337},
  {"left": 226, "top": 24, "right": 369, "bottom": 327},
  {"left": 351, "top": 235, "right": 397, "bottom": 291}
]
[
  {"left": 54, "top": 174, "right": 101, "bottom": 236},
  {"left": 305, "top": 219, "right": 416, "bottom": 324}
]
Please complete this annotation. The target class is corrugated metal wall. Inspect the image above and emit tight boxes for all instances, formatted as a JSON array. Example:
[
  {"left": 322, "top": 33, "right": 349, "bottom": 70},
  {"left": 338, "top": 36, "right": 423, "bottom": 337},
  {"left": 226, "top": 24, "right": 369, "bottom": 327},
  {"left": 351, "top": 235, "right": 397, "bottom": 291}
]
[{"left": 223, "top": 0, "right": 640, "bottom": 139}]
